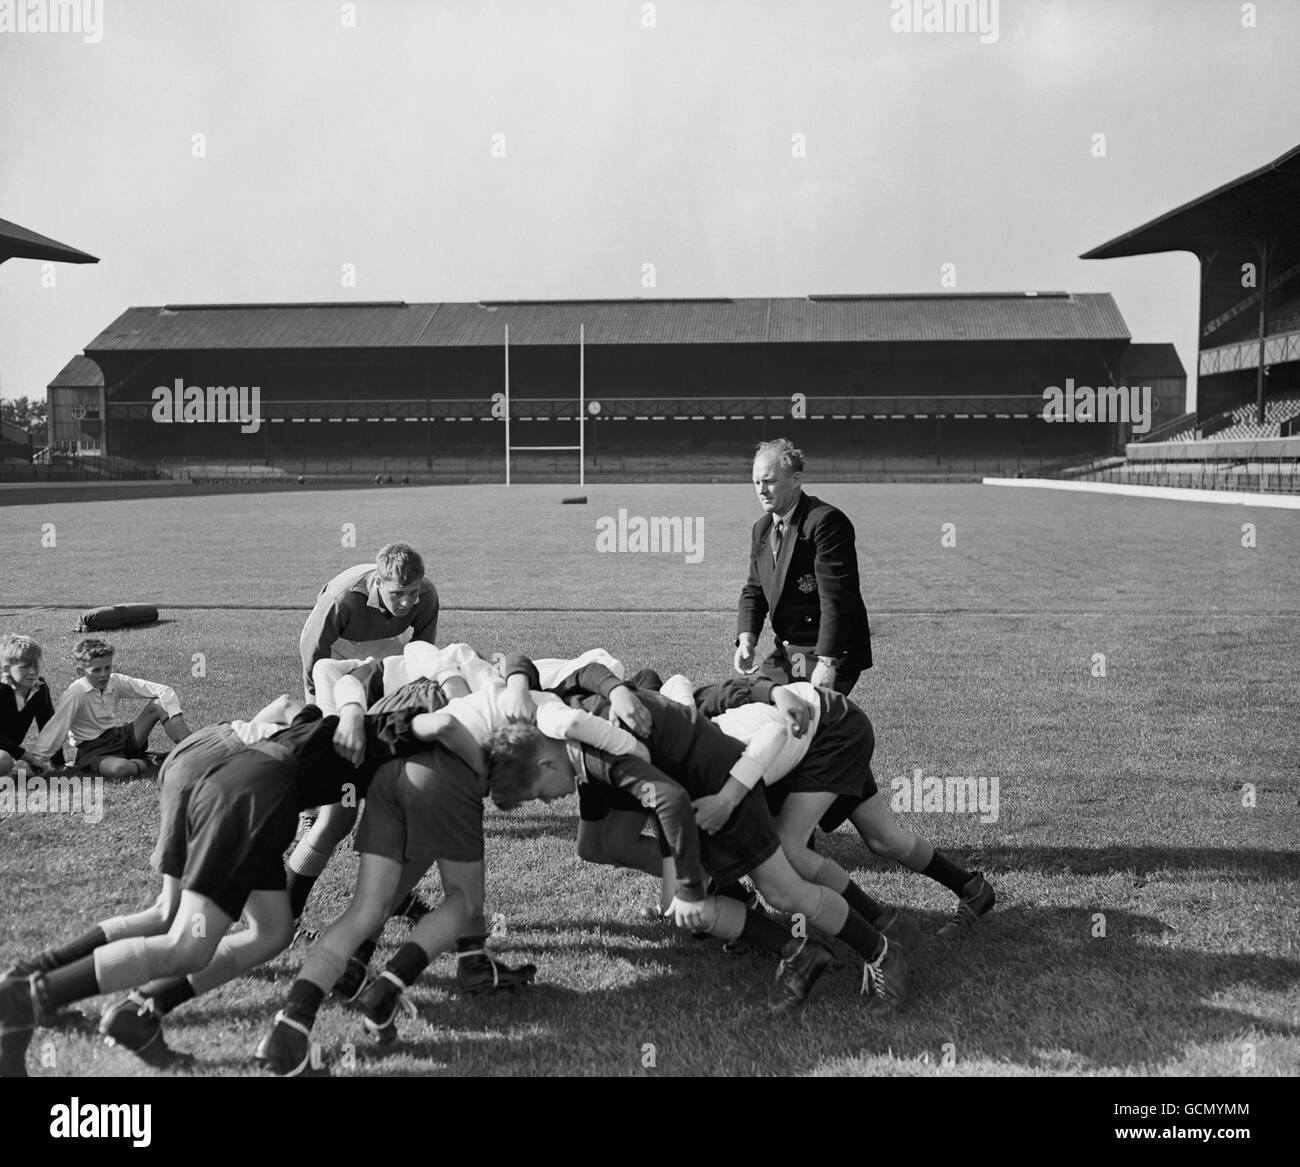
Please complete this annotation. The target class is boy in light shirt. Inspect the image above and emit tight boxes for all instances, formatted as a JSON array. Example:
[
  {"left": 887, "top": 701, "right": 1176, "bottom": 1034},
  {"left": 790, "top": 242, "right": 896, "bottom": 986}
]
[{"left": 26, "top": 638, "right": 193, "bottom": 778}]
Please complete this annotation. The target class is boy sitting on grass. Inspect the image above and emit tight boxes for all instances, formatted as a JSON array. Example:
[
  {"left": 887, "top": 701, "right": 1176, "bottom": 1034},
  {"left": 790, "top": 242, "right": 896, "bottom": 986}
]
[
  {"left": 25, "top": 638, "right": 193, "bottom": 779},
  {"left": 0, "top": 635, "right": 65, "bottom": 776}
]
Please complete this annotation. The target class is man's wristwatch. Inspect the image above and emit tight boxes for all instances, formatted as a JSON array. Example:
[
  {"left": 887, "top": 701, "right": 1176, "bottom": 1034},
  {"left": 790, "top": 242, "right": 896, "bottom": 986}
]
[{"left": 817, "top": 655, "right": 842, "bottom": 668}]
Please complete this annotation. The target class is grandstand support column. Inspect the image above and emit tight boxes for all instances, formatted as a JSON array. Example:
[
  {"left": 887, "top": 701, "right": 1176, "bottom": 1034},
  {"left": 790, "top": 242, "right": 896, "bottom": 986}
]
[
  {"left": 935, "top": 415, "right": 942, "bottom": 466},
  {"left": 579, "top": 322, "right": 585, "bottom": 488},
  {"left": 1256, "top": 235, "right": 1271, "bottom": 426},
  {"left": 504, "top": 323, "right": 511, "bottom": 487},
  {"left": 425, "top": 399, "right": 432, "bottom": 468}
]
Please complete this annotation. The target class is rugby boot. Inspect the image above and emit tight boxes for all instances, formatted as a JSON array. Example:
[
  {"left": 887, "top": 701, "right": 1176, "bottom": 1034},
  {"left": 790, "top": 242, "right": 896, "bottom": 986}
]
[
  {"left": 456, "top": 946, "right": 538, "bottom": 995},
  {"left": 878, "top": 909, "right": 925, "bottom": 956},
  {"left": 936, "top": 873, "right": 995, "bottom": 940},
  {"left": 0, "top": 973, "right": 39, "bottom": 1077},
  {"left": 770, "top": 937, "right": 833, "bottom": 1013},
  {"left": 99, "top": 992, "right": 189, "bottom": 1068},
  {"left": 254, "top": 1011, "right": 326, "bottom": 1077},
  {"left": 861, "top": 935, "right": 910, "bottom": 1016},
  {"left": 356, "top": 971, "right": 410, "bottom": 1044}
]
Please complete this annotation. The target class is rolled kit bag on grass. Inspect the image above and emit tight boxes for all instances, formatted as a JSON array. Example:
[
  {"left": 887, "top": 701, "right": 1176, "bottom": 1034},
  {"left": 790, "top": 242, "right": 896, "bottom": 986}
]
[{"left": 76, "top": 603, "right": 160, "bottom": 632}]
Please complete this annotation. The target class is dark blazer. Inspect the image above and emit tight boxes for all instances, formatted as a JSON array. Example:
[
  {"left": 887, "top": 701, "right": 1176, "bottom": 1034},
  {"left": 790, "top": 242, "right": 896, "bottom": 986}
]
[
  {"left": 736, "top": 491, "right": 872, "bottom": 671},
  {"left": 0, "top": 678, "right": 65, "bottom": 765}
]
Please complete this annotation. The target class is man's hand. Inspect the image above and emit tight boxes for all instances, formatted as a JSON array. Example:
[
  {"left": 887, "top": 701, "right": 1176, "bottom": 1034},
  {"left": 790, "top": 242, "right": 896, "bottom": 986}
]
[
  {"left": 498, "top": 674, "right": 535, "bottom": 723},
  {"left": 693, "top": 791, "right": 738, "bottom": 834},
  {"left": 21, "top": 754, "right": 48, "bottom": 775},
  {"left": 771, "top": 686, "right": 811, "bottom": 739},
  {"left": 332, "top": 704, "right": 366, "bottom": 766},
  {"left": 734, "top": 634, "right": 758, "bottom": 675},
  {"left": 664, "top": 894, "right": 709, "bottom": 931},
  {"left": 608, "top": 684, "right": 651, "bottom": 736},
  {"left": 810, "top": 659, "right": 838, "bottom": 689}
]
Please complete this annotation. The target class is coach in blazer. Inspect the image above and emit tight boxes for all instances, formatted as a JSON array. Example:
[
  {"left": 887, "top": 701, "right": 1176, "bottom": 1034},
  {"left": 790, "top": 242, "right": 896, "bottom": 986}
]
[{"left": 735, "top": 439, "right": 872, "bottom": 695}]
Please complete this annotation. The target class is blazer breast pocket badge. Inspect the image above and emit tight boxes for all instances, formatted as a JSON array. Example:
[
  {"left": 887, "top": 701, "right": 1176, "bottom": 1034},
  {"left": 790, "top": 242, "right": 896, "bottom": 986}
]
[{"left": 796, "top": 573, "right": 817, "bottom": 594}]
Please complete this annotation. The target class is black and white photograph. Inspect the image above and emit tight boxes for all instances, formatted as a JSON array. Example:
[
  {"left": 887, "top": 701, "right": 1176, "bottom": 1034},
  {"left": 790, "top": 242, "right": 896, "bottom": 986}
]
[{"left": 0, "top": 0, "right": 1295, "bottom": 1123}]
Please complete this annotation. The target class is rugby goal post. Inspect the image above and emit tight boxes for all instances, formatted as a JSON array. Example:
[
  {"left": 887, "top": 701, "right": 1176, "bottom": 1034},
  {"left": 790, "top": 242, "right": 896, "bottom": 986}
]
[{"left": 503, "top": 322, "right": 586, "bottom": 486}]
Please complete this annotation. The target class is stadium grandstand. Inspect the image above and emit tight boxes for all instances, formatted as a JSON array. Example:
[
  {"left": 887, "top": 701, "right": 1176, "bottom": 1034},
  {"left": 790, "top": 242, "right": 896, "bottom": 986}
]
[
  {"left": 41, "top": 292, "right": 1176, "bottom": 485},
  {"left": 1078, "top": 141, "right": 1300, "bottom": 493}
]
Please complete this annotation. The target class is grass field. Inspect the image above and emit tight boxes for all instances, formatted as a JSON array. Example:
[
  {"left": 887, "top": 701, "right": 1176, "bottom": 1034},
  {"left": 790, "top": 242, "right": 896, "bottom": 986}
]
[{"left": 1, "top": 481, "right": 1298, "bottom": 1077}]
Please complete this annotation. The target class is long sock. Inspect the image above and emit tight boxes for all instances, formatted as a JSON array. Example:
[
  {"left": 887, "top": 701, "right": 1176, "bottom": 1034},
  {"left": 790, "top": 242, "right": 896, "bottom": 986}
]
[
  {"left": 739, "top": 909, "right": 790, "bottom": 955},
  {"left": 835, "top": 907, "right": 886, "bottom": 962},
  {"left": 386, "top": 941, "right": 431, "bottom": 987},
  {"left": 811, "top": 857, "right": 888, "bottom": 924},
  {"left": 39, "top": 957, "right": 100, "bottom": 1010},
  {"left": 284, "top": 979, "right": 325, "bottom": 1028},
  {"left": 298, "top": 939, "right": 350, "bottom": 995},
  {"left": 137, "top": 977, "right": 195, "bottom": 1015},
  {"left": 841, "top": 881, "right": 888, "bottom": 926},
  {"left": 286, "top": 841, "right": 333, "bottom": 919},
  {"left": 90, "top": 938, "right": 171, "bottom": 996},
  {"left": 352, "top": 938, "right": 378, "bottom": 967},
  {"left": 921, "top": 849, "right": 975, "bottom": 896},
  {"left": 30, "top": 926, "right": 107, "bottom": 973}
]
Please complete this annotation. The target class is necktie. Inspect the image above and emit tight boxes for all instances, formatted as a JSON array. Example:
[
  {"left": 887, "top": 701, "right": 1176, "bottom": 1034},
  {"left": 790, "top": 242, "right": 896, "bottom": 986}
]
[{"left": 772, "top": 518, "right": 784, "bottom": 561}]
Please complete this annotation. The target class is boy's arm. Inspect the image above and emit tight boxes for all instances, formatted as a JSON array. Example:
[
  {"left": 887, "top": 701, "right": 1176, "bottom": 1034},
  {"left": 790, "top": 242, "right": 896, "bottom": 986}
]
[
  {"left": 693, "top": 675, "right": 780, "bottom": 717},
  {"left": 409, "top": 708, "right": 487, "bottom": 778},
  {"left": 599, "top": 753, "right": 706, "bottom": 899},
  {"left": 692, "top": 720, "right": 790, "bottom": 833},
  {"left": 546, "top": 659, "right": 625, "bottom": 702},
  {"left": 28, "top": 686, "right": 79, "bottom": 762},
  {"left": 0, "top": 690, "right": 25, "bottom": 758},
  {"left": 535, "top": 700, "right": 647, "bottom": 761},
  {"left": 116, "top": 674, "right": 184, "bottom": 719},
  {"left": 318, "top": 658, "right": 381, "bottom": 717},
  {"left": 28, "top": 684, "right": 65, "bottom": 765},
  {"left": 299, "top": 595, "right": 345, "bottom": 697}
]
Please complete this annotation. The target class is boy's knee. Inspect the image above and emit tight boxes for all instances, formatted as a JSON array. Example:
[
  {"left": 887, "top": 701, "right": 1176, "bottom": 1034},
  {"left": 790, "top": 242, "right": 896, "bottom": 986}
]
[
  {"left": 0, "top": 750, "right": 13, "bottom": 776},
  {"left": 99, "top": 758, "right": 138, "bottom": 779}
]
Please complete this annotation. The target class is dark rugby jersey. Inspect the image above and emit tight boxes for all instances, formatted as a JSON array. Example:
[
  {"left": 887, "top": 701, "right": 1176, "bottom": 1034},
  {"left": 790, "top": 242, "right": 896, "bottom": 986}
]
[{"left": 265, "top": 705, "right": 429, "bottom": 810}]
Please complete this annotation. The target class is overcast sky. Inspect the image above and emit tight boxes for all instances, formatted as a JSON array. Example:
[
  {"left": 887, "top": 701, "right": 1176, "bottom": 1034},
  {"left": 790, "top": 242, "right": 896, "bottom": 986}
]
[{"left": 2, "top": 0, "right": 1297, "bottom": 411}]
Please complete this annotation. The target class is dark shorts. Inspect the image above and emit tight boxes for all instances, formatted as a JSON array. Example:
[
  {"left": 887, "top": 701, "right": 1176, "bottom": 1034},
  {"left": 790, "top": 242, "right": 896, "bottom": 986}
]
[
  {"left": 74, "top": 724, "right": 149, "bottom": 775},
  {"left": 151, "top": 724, "right": 247, "bottom": 877},
  {"left": 578, "top": 779, "right": 647, "bottom": 822},
  {"left": 368, "top": 677, "right": 447, "bottom": 717},
  {"left": 701, "top": 783, "right": 782, "bottom": 887},
  {"left": 354, "top": 745, "right": 485, "bottom": 866},
  {"left": 175, "top": 741, "right": 301, "bottom": 919},
  {"left": 658, "top": 713, "right": 783, "bottom": 885},
  {"left": 769, "top": 702, "right": 877, "bottom": 810}
]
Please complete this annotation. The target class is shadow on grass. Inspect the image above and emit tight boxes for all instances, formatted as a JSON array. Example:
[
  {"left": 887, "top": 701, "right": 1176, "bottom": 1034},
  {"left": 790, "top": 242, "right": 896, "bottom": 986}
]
[
  {"left": 824, "top": 841, "right": 1300, "bottom": 881},
  {"left": 155, "top": 904, "right": 1300, "bottom": 1076}
]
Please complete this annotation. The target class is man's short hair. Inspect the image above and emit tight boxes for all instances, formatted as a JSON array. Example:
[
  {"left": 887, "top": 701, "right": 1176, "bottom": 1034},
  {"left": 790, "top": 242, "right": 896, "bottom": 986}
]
[
  {"left": 754, "top": 438, "right": 805, "bottom": 475},
  {"left": 71, "top": 637, "right": 114, "bottom": 664},
  {"left": 374, "top": 542, "right": 425, "bottom": 586},
  {"left": 484, "top": 723, "right": 547, "bottom": 810},
  {"left": 0, "top": 634, "right": 42, "bottom": 668}
]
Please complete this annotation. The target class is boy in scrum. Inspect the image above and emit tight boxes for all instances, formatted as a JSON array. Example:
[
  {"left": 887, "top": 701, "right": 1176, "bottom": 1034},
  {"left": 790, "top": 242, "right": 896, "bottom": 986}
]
[
  {"left": 0, "top": 700, "right": 461, "bottom": 1077},
  {"left": 674, "top": 674, "right": 995, "bottom": 941},
  {"left": 488, "top": 659, "right": 913, "bottom": 1015},
  {"left": 254, "top": 671, "right": 653, "bottom": 1075}
]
